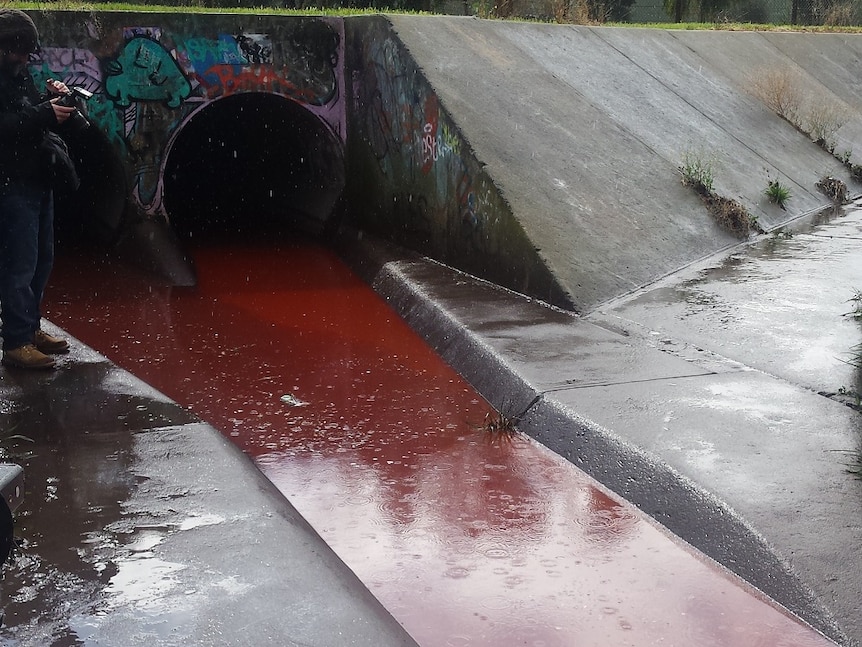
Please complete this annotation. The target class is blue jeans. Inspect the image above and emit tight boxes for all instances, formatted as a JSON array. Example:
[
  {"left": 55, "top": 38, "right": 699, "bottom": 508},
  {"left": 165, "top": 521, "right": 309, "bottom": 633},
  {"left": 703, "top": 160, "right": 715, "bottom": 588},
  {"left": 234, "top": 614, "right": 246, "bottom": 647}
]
[{"left": 0, "top": 183, "right": 54, "bottom": 351}]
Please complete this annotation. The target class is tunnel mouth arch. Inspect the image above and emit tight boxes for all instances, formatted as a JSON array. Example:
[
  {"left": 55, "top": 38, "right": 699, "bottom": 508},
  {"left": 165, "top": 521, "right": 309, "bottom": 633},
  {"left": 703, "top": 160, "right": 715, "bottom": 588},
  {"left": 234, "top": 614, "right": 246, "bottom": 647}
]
[{"left": 162, "top": 93, "right": 345, "bottom": 243}]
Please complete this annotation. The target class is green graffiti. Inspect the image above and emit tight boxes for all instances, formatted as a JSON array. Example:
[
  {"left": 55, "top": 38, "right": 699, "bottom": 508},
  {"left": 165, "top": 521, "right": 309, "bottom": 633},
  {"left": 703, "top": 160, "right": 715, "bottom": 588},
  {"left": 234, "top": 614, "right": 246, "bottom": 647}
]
[
  {"left": 106, "top": 37, "right": 192, "bottom": 109},
  {"left": 29, "top": 64, "right": 127, "bottom": 152}
]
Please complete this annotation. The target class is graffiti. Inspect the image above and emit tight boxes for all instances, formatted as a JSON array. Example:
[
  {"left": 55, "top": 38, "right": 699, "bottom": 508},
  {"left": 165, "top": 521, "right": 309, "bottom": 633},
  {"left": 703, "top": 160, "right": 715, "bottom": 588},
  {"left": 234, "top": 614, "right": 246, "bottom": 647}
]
[
  {"left": 351, "top": 23, "right": 508, "bottom": 260},
  {"left": 361, "top": 37, "right": 428, "bottom": 179},
  {"left": 27, "top": 47, "right": 127, "bottom": 150},
  {"left": 284, "top": 20, "right": 339, "bottom": 78},
  {"left": 182, "top": 34, "right": 270, "bottom": 72},
  {"left": 180, "top": 21, "right": 340, "bottom": 107},
  {"left": 183, "top": 36, "right": 235, "bottom": 71},
  {"left": 420, "top": 95, "right": 459, "bottom": 174},
  {"left": 199, "top": 63, "right": 330, "bottom": 106},
  {"left": 455, "top": 165, "right": 479, "bottom": 230},
  {"left": 123, "top": 26, "right": 162, "bottom": 41},
  {"left": 34, "top": 47, "right": 102, "bottom": 86},
  {"left": 105, "top": 37, "right": 192, "bottom": 108},
  {"left": 235, "top": 33, "right": 272, "bottom": 64}
]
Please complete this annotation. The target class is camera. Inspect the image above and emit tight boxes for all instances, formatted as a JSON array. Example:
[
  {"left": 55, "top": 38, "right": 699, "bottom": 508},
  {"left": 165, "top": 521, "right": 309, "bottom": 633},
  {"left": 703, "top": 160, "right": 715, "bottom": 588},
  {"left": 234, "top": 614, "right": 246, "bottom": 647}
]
[{"left": 56, "top": 86, "right": 93, "bottom": 131}]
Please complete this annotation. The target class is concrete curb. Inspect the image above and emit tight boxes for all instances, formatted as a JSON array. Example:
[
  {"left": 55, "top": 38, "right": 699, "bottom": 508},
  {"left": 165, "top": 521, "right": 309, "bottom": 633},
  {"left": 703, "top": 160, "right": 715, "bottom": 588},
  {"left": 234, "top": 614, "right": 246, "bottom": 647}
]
[{"left": 335, "top": 229, "right": 854, "bottom": 646}]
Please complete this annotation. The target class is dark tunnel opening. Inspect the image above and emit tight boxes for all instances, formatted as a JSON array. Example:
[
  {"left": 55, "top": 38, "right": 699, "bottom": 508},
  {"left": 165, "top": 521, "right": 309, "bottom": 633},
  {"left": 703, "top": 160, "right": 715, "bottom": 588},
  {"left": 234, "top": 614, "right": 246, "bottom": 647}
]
[{"left": 162, "top": 93, "right": 346, "bottom": 243}]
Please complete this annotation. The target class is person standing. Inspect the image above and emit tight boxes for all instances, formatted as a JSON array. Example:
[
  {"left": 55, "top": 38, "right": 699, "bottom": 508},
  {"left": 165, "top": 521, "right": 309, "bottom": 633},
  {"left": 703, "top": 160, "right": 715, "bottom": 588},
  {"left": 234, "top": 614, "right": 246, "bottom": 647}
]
[{"left": 0, "top": 9, "right": 77, "bottom": 369}]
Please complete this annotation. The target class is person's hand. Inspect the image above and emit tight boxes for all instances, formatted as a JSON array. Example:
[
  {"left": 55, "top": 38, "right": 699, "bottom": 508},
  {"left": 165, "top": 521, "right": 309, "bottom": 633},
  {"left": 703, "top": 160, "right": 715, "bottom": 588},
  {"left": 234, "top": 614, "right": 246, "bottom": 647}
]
[
  {"left": 45, "top": 78, "right": 70, "bottom": 96},
  {"left": 49, "top": 99, "right": 77, "bottom": 124}
]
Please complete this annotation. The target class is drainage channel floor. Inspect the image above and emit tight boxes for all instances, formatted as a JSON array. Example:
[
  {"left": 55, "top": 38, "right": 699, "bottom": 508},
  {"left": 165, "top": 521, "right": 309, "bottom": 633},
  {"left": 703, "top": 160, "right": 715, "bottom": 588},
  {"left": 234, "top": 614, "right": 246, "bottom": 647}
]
[{"left": 37, "top": 237, "right": 834, "bottom": 647}]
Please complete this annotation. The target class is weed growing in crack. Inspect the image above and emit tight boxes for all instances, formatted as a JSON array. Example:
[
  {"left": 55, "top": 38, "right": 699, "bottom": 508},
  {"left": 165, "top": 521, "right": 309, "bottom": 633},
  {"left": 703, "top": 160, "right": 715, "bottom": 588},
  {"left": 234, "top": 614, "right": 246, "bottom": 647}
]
[
  {"left": 805, "top": 100, "right": 847, "bottom": 152},
  {"left": 679, "top": 149, "right": 761, "bottom": 238},
  {"left": 829, "top": 448, "right": 862, "bottom": 480},
  {"left": 679, "top": 149, "right": 715, "bottom": 196},
  {"left": 844, "top": 290, "right": 862, "bottom": 321},
  {"left": 705, "top": 193, "right": 763, "bottom": 237},
  {"left": 474, "top": 395, "right": 541, "bottom": 438},
  {"left": 750, "top": 67, "right": 857, "bottom": 193},
  {"left": 750, "top": 67, "right": 802, "bottom": 124},
  {"left": 480, "top": 408, "right": 520, "bottom": 436},
  {"left": 764, "top": 178, "right": 791, "bottom": 210}
]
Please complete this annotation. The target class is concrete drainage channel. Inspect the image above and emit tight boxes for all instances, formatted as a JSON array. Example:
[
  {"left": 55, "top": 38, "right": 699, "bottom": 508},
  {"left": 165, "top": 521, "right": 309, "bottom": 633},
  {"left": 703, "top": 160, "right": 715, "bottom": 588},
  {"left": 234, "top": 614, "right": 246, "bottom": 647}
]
[
  {"left": 3, "top": 8, "right": 861, "bottom": 645},
  {"left": 0, "top": 230, "right": 840, "bottom": 646}
]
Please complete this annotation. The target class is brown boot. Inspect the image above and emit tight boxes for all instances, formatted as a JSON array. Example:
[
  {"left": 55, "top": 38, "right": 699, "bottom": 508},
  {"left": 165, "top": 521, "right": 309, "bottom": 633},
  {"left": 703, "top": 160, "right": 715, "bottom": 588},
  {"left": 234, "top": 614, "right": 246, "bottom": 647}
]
[
  {"left": 2, "top": 344, "right": 56, "bottom": 369},
  {"left": 34, "top": 330, "right": 69, "bottom": 354}
]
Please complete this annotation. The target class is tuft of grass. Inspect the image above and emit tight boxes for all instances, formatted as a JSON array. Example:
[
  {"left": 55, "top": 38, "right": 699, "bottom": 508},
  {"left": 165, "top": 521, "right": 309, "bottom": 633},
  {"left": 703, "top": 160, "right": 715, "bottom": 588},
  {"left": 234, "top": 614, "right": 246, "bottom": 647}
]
[
  {"left": 474, "top": 395, "right": 541, "bottom": 437},
  {"left": 679, "top": 149, "right": 761, "bottom": 238},
  {"left": 679, "top": 149, "right": 715, "bottom": 196},
  {"left": 829, "top": 448, "right": 862, "bottom": 479},
  {"left": 480, "top": 408, "right": 520, "bottom": 436},
  {"left": 764, "top": 178, "right": 791, "bottom": 209}
]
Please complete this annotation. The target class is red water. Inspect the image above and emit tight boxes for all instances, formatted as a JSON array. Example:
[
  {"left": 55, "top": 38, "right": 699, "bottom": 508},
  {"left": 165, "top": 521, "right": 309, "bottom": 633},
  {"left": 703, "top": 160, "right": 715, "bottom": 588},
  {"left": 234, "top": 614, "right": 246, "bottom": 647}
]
[{"left": 45, "top": 240, "right": 836, "bottom": 647}]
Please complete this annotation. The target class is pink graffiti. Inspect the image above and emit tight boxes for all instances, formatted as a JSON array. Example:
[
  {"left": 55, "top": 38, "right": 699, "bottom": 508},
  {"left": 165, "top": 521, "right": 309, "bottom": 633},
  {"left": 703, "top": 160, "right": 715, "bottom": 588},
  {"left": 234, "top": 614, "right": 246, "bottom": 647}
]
[
  {"left": 421, "top": 94, "right": 439, "bottom": 174},
  {"left": 38, "top": 47, "right": 102, "bottom": 84}
]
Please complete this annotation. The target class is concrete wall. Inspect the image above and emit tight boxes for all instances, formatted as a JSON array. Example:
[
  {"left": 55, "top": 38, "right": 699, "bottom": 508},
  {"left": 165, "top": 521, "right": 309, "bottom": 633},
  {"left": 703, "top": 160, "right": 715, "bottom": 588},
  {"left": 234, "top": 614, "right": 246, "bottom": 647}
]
[
  {"left": 343, "top": 15, "right": 572, "bottom": 309},
  {"left": 25, "top": 12, "right": 862, "bottom": 311},
  {"left": 30, "top": 11, "right": 347, "bottom": 282}
]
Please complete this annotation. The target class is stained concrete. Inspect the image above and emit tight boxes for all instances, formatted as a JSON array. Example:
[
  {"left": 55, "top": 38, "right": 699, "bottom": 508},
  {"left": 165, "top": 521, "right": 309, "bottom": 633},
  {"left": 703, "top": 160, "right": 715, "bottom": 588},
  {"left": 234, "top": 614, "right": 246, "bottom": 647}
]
[{"left": 384, "top": 17, "right": 862, "bottom": 312}]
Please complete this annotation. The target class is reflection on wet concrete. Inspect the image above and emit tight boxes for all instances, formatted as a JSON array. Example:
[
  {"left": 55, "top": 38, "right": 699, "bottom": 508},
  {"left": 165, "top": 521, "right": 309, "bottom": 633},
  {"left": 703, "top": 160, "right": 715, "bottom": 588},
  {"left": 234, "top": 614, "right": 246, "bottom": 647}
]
[
  {"left": 31, "top": 238, "right": 838, "bottom": 645},
  {"left": 0, "top": 354, "right": 196, "bottom": 643},
  {"left": 598, "top": 204, "right": 862, "bottom": 398}
]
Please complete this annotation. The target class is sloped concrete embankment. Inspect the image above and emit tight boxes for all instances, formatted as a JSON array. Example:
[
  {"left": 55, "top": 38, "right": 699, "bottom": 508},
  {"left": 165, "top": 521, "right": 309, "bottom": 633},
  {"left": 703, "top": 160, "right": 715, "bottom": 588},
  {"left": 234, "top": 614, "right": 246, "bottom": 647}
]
[
  {"left": 344, "top": 16, "right": 862, "bottom": 313},
  {"left": 341, "top": 18, "right": 862, "bottom": 646}
]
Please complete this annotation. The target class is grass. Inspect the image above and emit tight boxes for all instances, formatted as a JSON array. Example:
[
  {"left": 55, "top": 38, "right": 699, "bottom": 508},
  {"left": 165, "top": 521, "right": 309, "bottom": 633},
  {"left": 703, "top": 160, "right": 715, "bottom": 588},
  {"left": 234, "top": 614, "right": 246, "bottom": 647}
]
[
  {"left": 764, "top": 178, "right": 790, "bottom": 209},
  {"left": 475, "top": 394, "right": 541, "bottom": 437},
  {"left": 13, "top": 1, "right": 400, "bottom": 14},
  {"left": 844, "top": 290, "right": 862, "bottom": 320},
  {"left": 679, "top": 149, "right": 715, "bottom": 195},
  {"left": 480, "top": 408, "right": 520, "bottom": 436},
  {"left": 679, "top": 149, "right": 762, "bottom": 237}
]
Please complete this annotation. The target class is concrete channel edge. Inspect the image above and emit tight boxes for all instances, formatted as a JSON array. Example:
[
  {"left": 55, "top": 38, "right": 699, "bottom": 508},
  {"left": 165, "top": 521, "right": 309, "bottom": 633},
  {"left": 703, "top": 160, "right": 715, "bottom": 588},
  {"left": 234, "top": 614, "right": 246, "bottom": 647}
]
[{"left": 336, "top": 229, "right": 853, "bottom": 647}]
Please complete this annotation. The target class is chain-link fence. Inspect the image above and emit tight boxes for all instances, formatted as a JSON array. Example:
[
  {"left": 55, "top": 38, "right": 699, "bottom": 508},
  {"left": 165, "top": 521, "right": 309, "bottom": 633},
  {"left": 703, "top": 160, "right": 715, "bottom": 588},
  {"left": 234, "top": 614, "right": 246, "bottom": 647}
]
[
  {"left": 450, "top": 0, "right": 862, "bottom": 24},
  {"left": 80, "top": 0, "right": 862, "bottom": 25}
]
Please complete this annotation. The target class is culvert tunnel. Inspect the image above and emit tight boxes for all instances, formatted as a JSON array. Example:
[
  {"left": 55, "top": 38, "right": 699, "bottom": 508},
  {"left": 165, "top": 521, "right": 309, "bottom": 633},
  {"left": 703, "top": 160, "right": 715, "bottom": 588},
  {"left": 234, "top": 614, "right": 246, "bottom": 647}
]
[{"left": 163, "top": 93, "right": 346, "bottom": 243}]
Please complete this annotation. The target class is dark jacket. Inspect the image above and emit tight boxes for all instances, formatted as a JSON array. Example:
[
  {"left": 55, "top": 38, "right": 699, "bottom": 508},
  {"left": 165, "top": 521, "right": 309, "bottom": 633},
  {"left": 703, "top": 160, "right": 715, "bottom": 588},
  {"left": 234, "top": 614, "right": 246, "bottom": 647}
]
[{"left": 0, "top": 67, "right": 57, "bottom": 189}]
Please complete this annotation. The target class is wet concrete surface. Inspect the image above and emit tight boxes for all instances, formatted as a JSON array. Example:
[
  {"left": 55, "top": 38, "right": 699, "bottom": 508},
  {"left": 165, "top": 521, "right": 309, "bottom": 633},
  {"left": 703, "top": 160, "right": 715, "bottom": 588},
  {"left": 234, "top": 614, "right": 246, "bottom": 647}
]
[
  {"left": 1, "top": 233, "right": 842, "bottom": 645},
  {"left": 345, "top": 205, "right": 862, "bottom": 645},
  {"left": 0, "top": 334, "right": 419, "bottom": 646}
]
